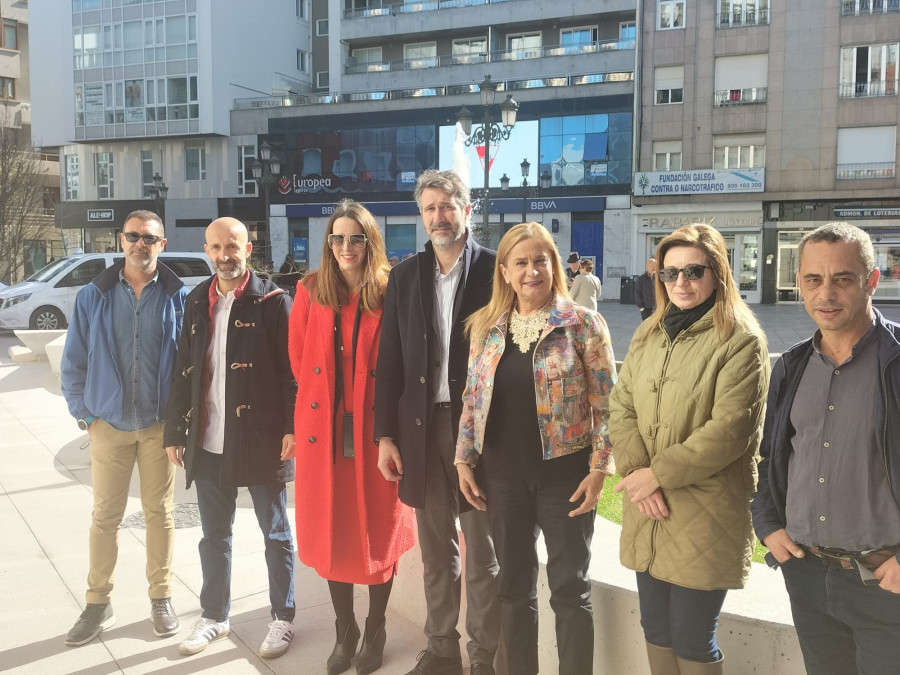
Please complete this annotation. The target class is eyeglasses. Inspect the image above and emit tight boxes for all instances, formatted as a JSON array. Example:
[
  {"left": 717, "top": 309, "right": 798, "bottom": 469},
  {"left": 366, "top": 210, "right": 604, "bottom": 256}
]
[
  {"left": 328, "top": 233, "right": 368, "bottom": 248},
  {"left": 658, "top": 264, "right": 712, "bottom": 283},
  {"left": 123, "top": 231, "right": 164, "bottom": 245}
]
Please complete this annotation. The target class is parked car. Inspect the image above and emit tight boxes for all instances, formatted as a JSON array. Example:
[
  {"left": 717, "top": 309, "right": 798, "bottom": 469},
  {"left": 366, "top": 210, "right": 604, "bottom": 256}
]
[{"left": 0, "top": 252, "right": 213, "bottom": 330}]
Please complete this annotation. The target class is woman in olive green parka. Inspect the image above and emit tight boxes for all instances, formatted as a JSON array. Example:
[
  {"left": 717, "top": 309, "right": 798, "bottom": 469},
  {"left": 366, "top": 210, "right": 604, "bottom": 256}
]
[{"left": 609, "top": 224, "right": 769, "bottom": 675}]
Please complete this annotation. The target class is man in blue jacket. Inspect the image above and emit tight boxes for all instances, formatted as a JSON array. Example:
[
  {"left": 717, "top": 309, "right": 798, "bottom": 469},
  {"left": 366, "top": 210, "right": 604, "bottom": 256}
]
[
  {"left": 752, "top": 222, "right": 900, "bottom": 674},
  {"left": 61, "top": 210, "right": 188, "bottom": 646}
]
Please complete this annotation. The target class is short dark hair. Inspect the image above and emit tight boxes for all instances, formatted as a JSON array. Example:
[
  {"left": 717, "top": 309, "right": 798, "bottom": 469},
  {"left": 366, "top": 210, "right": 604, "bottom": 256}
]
[
  {"left": 124, "top": 209, "right": 164, "bottom": 234},
  {"left": 799, "top": 222, "right": 875, "bottom": 272}
]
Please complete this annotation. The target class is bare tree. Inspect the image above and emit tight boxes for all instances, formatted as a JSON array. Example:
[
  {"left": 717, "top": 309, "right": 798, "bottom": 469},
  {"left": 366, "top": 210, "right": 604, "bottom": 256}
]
[{"left": 0, "top": 108, "right": 48, "bottom": 285}]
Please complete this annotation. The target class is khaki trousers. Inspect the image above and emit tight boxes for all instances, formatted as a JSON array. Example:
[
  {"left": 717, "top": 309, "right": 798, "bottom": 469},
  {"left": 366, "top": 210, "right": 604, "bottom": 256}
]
[{"left": 86, "top": 420, "right": 175, "bottom": 604}]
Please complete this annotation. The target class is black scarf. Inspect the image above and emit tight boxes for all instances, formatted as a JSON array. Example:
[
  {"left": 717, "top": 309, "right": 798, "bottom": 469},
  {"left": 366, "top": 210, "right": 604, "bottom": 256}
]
[{"left": 662, "top": 292, "right": 716, "bottom": 340}]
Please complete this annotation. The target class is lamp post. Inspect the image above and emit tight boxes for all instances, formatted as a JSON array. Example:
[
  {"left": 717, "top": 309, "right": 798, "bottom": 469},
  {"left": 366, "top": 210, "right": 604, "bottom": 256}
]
[
  {"left": 500, "top": 159, "right": 551, "bottom": 224},
  {"left": 148, "top": 172, "right": 169, "bottom": 223},
  {"left": 250, "top": 140, "right": 281, "bottom": 267},
  {"left": 456, "top": 75, "right": 518, "bottom": 242}
]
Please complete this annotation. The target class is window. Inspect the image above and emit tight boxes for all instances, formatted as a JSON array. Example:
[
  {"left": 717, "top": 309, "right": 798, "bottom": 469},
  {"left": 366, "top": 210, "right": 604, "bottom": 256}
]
[
  {"left": 296, "top": 0, "right": 308, "bottom": 19},
  {"left": 2, "top": 19, "right": 17, "bottom": 50},
  {"left": 404, "top": 42, "right": 437, "bottom": 68},
  {"left": 316, "top": 71, "right": 330, "bottom": 89},
  {"left": 141, "top": 150, "right": 154, "bottom": 197},
  {"left": 714, "top": 54, "right": 768, "bottom": 105},
  {"left": 659, "top": 0, "right": 685, "bottom": 29},
  {"left": 316, "top": 19, "right": 328, "bottom": 36},
  {"left": 654, "top": 141, "right": 683, "bottom": 171},
  {"left": 840, "top": 44, "right": 899, "bottom": 97},
  {"left": 655, "top": 66, "right": 684, "bottom": 104},
  {"left": 167, "top": 76, "right": 199, "bottom": 120},
  {"left": 452, "top": 37, "right": 487, "bottom": 64},
  {"left": 713, "top": 136, "right": 766, "bottom": 169},
  {"left": 837, "top": 126, "right": 897, "bottom": 178},
  {"left": 94, "top": 152, "right": 114, "bottom": 199},
  {"left": 0, "top": 77, "right": 14, "bottom": 100},
  {"left": 65, "top": 155, "right": 80, "bottom": 200},
  {"left": 718, "top": 0, "right": 770, "bottom": 27},
  {"left": 560, "top": 26, "right": 597, "bottom": 53},
  {"left": 185, "top": 144, "right": 206, "bottom": 181},
  {"left": 507, "top": 32, "right": 541, "bottom": 59},
  {"left": 842, "top": 0, "right": 900, "bottom": 16},
  {"left": 297, "top": 49, "right": 310, "bottom": 73},
  {"left": 619, "top": 21, "right": 637, "bottom": 44},
  {"left": 238, "top": 145, "right": 257, "bottom": 195},
  {"left": 386, "top": 224, "right": 417, "bottom": 260},
  {"left": 352, "top": 46, "right": 383, "bottom": 71}
]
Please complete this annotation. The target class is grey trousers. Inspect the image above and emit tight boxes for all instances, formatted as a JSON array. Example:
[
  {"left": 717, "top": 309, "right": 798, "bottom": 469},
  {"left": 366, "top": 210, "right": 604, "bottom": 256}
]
[{"left": 415, "top": 405, "right": 500, "bottom": 665}]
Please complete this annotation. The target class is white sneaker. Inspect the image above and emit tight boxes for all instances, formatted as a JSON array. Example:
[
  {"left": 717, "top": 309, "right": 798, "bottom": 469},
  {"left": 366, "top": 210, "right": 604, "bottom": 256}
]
[
  {"left": 178, "top": 617, "right": 230, "bottom": 655},
  {"left": 259, "top": 619, "right": 294, "bottom": 659}
]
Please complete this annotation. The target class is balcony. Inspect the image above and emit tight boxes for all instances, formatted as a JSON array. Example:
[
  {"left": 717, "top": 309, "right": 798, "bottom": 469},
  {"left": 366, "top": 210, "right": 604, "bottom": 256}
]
[
  {"left": 836, "top": 162, "right": 896, "bottom": 179},
  {"left": 345, "top": 0, "right": 511, "bottom": 18},
  {"left": 842, "top": 0, "right": 900, "bottom": 15},
  {"left": 717, "top": 7, "right": 770, "bottom": 26},
  {"left": 714, "top": 87, "right": 768, "bottom": 107},
  {"left": 233, "top": 71, "right": 632, "bottom": 111},
  {"left": 344, "top": 39, "right": 635, "bottom": 75},
  {"left": 839, "top": 79, "right": 898, "bottom": 98}
]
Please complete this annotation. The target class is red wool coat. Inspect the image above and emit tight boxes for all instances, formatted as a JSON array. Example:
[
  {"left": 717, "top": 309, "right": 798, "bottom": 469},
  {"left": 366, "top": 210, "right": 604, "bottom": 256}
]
[{"left": 289, "top": 282, "right": 415, "bottom": 578}]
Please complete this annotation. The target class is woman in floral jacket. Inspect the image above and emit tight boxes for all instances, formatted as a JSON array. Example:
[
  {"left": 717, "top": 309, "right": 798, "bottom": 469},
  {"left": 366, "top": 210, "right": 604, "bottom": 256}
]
[{"left": 454, "top": 222, "right": 617, "bottom": 675}]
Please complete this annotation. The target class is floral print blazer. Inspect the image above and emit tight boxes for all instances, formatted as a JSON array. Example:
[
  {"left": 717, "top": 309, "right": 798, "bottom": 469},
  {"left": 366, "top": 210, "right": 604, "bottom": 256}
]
[{"left": 455, "top": 294, "right": 617, "bottom": 473}]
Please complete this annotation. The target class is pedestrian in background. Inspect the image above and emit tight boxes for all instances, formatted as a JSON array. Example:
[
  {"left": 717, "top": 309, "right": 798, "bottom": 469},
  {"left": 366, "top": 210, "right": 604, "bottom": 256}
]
[
  {"left": 634, "top": 257, "right": 658, "bottom": 321},
  {"left": 570, "top": 257, "right": 602, "bottom": 311}
]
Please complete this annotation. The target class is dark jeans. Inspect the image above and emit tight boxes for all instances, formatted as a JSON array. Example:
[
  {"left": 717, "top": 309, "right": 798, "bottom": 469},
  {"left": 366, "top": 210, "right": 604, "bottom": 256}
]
[
  {"left": 486, "top": 475, "right": 595, "bottom": 675},
  {"left": 636, "top": 572, "right": 727, "bottom": 663},
  {"left": 781, "top": 552, "right": 900, "bottom": 675},
  {"left": 194, "top": 450, "right": 295, "bottom": 622}
]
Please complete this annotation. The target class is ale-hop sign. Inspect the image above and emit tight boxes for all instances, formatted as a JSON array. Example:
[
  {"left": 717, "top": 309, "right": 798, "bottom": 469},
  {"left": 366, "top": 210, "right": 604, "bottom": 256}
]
[{"left": 87, "top": 209, "right": 115, "bottom": 222}]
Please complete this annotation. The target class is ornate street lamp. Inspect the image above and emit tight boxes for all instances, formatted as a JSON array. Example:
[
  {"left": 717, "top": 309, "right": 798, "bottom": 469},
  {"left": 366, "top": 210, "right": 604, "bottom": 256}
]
[
  {"left": 148, "top": 172, "right": 169, "bottom": 222},
  {"left": 250, "top": 140, "right": 282, "bottom": 266},
  {"left": 456, "top": 75, "right": 519, "bottom": 241}
]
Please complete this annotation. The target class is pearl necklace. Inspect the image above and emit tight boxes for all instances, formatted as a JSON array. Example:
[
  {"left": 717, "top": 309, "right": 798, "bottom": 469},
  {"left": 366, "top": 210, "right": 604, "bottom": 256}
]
[{"left": 508, "top": 299, "right": 552, "bottom": 353}]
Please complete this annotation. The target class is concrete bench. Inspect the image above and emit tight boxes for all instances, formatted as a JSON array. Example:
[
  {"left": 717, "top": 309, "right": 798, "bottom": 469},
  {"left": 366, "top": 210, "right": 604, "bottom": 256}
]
[
  {"left": 45, "top": 333, "right": 67, "bottom": 380},
  {"left": 7, "top": 344, "right": 37, "bottom": 363},
  {"left": 13, "top": 329, "right": 68, "bottom": 358},
  {"left": 389, "top": 517, "right": 805, "bottom": 674}
]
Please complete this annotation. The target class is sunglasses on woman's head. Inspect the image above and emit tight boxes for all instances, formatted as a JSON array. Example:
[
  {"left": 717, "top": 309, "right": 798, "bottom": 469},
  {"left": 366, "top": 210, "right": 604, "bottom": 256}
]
[
  {"left": 123, "top": 231, "right": 164, "bottom": 245},
  {"left": 658, "top": 264, "right": 711, "bottom": 283},
  {"left": 328, "top": 233, "right": 368, "bottom": 248}
]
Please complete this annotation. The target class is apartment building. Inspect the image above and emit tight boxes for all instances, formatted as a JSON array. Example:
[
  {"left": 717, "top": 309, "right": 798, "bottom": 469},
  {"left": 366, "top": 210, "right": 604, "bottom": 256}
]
[
  {"left": 29, "top": 0, "right": 310, "bottom": 260},
  {"left": 635, "top": 0, "right": 900, "bottom": 303},
  {"left": 0, "top": 0, "right": 61, "bottom": 284},
  {"left": 232, "top": 0, "right": 637, "bottom": 287}
]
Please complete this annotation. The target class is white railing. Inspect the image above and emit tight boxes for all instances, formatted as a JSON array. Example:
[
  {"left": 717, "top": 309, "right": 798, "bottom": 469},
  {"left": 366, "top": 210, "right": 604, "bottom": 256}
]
[
  {"left": 839, "top": 80, "right": 898, "bottom": 98},
  {"left": 836, "top": 162, "right": 896, "bottom": 179},
  {"left": 714, "top": 87, "right": 768, "bottom": 106},
  {"left": 717, "top": 7, "right": 770, "bottom": 26},
  {"left": 842, "top": 0, "right": 900, "bottom": 15}
]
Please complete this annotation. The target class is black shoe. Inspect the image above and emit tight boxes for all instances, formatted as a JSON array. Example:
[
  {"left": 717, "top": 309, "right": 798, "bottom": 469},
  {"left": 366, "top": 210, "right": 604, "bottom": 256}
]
[
  {"left": 404, "top": 650, "right": 463, "bottom": 675},
  {"left": 356, "top": 618, "right": 386, "bottom": 675},
  {"left": 65, "top": 603, "right": 115, "bottom": 646},
  {"left": 327, "top": 619, "right": 361, "bottom": 675},
  {"left": 470, "top": 663, "right": 495, "bottom": 675},
  {"left": 150, "top": 597, "right": 180, "bottom": 637}
]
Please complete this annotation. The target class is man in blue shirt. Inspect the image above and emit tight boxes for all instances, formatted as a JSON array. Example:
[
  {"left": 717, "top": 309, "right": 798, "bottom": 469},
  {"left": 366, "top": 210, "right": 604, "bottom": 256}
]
[{"left": 61, "top": 210, "right": 188, "bottom": 646}]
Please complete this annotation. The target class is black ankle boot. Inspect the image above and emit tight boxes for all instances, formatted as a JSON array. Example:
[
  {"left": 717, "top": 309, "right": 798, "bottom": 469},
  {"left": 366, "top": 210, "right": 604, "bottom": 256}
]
[
  {"left": 327, "top": 619, "right": 361, "bottom": 675},
  {"left": 356, "top": 618, "right": 386, "bottom": 675}
]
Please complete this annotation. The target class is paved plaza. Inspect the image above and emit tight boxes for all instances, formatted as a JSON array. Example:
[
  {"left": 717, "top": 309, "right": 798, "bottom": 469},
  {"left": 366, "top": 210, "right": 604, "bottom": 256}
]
[{"left": 1, "top": 300, "right": 898, "bottom": 674}]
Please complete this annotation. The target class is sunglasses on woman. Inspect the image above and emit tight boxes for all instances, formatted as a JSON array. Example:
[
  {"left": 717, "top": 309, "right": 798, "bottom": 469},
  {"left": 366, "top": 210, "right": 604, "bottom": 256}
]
[
  {"left": 123, "top": 231, "right": 164, "bottom": 245},
  {"left": 658, "top": 264, "right": 712, "bottom": 283},
  {"left": 328, "top": 233, "right": 368, "bottom": 248}
]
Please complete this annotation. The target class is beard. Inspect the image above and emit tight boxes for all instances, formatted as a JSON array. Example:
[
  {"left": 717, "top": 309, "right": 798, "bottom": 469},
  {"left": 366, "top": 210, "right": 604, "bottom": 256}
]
[
  {"left": 214, "top": 258, "right": 245, "bottom": 281},
  {"left": 428, "top": 220, "right": 464, "bottom": 249}
]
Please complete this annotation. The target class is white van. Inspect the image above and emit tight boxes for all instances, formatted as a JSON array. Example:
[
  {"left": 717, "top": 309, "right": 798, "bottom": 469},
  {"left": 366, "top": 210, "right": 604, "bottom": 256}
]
[{"left": 0, "top": 252, "right": 213, "bottom": 330}]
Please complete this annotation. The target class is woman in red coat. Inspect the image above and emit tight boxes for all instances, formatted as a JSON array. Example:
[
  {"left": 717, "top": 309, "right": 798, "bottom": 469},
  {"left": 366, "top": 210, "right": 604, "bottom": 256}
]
[{"left": 289, "top": 200, "right": 416, "bottom": 675}]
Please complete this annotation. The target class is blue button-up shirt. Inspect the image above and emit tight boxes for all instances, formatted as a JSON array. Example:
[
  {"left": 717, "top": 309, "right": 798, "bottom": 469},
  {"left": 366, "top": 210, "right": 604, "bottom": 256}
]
[{"left": 110, "top": 270, "right": 165, "bottom": 431}]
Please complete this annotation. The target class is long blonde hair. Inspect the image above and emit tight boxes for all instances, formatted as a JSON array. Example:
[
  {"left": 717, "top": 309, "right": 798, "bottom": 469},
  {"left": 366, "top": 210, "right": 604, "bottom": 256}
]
[
  {"left": 466, "top": 222, "right": 570, "bottom": 345},
  {"left": 644, "top": 223, "right": 763, "bottom": 343},
  {"left": 303, "top": 199, "right": 390, "bottom": 314}
]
